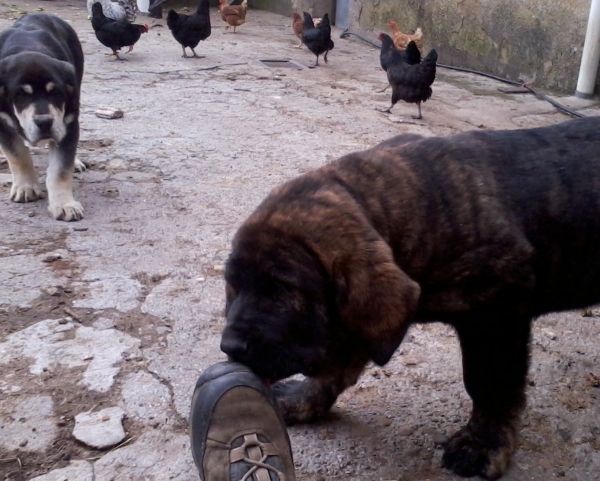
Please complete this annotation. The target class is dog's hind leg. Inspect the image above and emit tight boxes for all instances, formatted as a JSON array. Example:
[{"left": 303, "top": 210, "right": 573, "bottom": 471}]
[
  {"left": 442, "top": 313, "right": 531, "bottom": 480},
  {"left": 2, "top": 135, "right": 44, "bottom": 202},
  {"left": 46, "top": 136, "right": 84, "bottom": 221},
  {"left": 271, "top": 350, "right": 370, "bottom": 425}
]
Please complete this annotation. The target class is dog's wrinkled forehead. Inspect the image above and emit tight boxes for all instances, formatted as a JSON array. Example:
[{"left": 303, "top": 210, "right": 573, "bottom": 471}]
[{"left": 0, "top": 55, "right": 73, "bottom": 106}]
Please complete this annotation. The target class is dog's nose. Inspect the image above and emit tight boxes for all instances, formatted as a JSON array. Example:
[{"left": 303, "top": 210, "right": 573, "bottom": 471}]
[
  {"left": 220, "top": 331, "right": 248, "bottom": 360},
  {"left": 33, "top": 115, "right": 53, "bottom": 132}
]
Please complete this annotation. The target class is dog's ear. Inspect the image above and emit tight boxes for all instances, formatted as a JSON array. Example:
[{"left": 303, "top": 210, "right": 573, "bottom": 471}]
[
  {"left": 55, "top": 60, "right": 78, "bottom": 108},
  {"left": 0, "top": 61, "right": 6, "bottom": 97},
  {"left": 333, "top": 237, "right": 420, "bottom": 366}
]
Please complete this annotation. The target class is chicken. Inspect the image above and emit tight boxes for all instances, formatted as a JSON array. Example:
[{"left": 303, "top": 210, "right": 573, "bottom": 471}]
[
  {"left": 301, "top": 12, "right": 334, "bottom": 67},
  {"left": 291, "top": 12, "right": 323, "bottom": 48},
  {"left": 378, "top": 37, "right": 437, "bottom": 119},
  {"left": 387, "top": 20, "right": 424, "bottom": 51},
  {"left": 218, "top": 0, "right": 248, "bottom": 33},
  {"left": 91, "top": 2, "right": 148, "bottom": 60},
  {"left": 292, "top": 12, "right": 304, "bottom": 48},
  {"left": 87, "top": 0, "right": 138, "bottom": 23},
  {"left": 378, "top": 31, "right": 421, "bottom": 92},
  {"left": 166, "top": 0, "right": 211, "bottom": 58},
  {"left": 380, "top": 32, "right": 421, "bottom": 74}
]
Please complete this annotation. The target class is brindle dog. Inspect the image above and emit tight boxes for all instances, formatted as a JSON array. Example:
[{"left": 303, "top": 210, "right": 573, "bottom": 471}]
[{"left": 221, "top": 117, "right": 600, "bottom": 479}]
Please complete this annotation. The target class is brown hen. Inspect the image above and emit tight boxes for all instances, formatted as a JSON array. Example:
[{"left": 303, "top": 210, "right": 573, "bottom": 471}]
[
  {"left": 291, "top": 12, "right": 321, "bottom": 48},
  {"left": 387, "top": 20, "right": 424, "bottom": 51},
  {"left": 218, "top": 0, "right": 247, "bottom": 33}
]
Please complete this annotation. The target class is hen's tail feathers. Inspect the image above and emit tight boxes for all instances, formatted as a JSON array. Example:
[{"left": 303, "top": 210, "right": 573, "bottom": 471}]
[
  {"left": 423, "top": 49, "right": 438, "bottom": 65},
  {"left": 405, "top": 41, "right": 422, "bottom": 65}
]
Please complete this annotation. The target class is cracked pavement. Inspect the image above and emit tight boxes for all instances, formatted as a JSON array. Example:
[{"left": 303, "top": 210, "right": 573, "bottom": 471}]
[{"left": 1, "top": 1, "right": 600, "bottom": 480}]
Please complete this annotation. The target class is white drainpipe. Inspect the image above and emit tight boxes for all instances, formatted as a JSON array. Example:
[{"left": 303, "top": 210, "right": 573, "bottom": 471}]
[{"left": 575, "top": 0, "right": 600, "bottom": 98}]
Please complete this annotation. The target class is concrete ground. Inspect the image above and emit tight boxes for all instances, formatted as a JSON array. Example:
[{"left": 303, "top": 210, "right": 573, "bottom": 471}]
[{"left": 1, "top": 1, "right": 600, "bottom": 481}]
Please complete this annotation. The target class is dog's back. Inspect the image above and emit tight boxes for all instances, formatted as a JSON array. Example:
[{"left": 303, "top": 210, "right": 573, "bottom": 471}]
[
  {"left": 332, "top": 116, "right": 600, "bottom": 314},
  {"left": 0, "top": 14, "right": 83, "bottom": 83}
]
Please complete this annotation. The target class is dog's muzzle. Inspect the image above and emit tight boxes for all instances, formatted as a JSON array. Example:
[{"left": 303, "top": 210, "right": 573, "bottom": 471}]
[{"left": 33, "top": 114, "right": 54, "bottom": 135}]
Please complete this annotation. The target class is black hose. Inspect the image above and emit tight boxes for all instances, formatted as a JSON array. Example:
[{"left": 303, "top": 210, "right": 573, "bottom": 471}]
[{"left": 339, "top": 29, "right": 586, "bottom": 119}]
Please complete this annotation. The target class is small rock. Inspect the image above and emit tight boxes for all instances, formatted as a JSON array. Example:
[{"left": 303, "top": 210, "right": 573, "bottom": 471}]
[
  {"left": 43, "top": 287, "right": 60, "bottom": 296},
  {"left": 397, "top": 425, "right": 413, "bottom": 436},
  {"left": 372, "top": 415, "right": 392, "bottom": 427},
  {"left": 212, "top": 265, "right": 225, "bottom": 272},
  {"left": 27, "top": 211, "right": 36, "bottom": 217},
  {"left": 95, "top": 108, "right": 124, "bottom": 119},
  {"left": 430, "top": 431, "right": 448, "bottom": 445},
  {"left": 539, "top": 458, "right": 552, "bottom": 469},
  {"left": 402, "top": 355, "right": 425, "bottom": 366},
  {"left": 72, "top": 407, "right": 126, "bottom": 449},
  {"left": 543, "top": 329, "right": 557, "bottom": 340},
  {"left": 43, "top": 253, "right": 62, "bottom": 263},
  {"left": 556, "top": 427, "right": 571, "bottom": 442},
  {"left": 405, "top": 447, "right": 422, "bottom": 457}
]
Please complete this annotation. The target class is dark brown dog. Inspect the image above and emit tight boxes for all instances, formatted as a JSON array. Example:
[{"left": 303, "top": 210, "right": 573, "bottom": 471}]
[{"left": 221, "top": 117, "right": 600, "bottom": 480}]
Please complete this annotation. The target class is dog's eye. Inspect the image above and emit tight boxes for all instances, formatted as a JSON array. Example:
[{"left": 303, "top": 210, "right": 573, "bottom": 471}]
[{"left": 21, "top": 85, "right": 33, "bottom": 95}]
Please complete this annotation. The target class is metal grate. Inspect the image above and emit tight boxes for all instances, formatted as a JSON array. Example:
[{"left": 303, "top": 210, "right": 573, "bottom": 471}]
[{"left": 259, "top": 59, "right": 304, "bottom": 70}]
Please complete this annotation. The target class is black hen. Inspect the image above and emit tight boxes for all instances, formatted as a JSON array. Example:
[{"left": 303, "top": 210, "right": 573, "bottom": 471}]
[
  {"left": 167, "top": 0, "right": 211, "bottom": 58},
  {"left": 379, "top": 32, "right": 420, "bottom": 72},
  {"left": 91, "top": 2, "right": 148, "bottom": 60},
  {"left": 378, "top": 32, "right": 420, "bottom": 92},
  {"left": 379, "top": 39, "right": 437, "bottom": 119},
  {"left": 301, "top": 12, "right": 334, "bottom": 67}
]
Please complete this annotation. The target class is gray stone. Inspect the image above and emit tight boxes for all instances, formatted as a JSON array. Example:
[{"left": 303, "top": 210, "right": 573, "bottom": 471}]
[
  {"left": 112, "top": 171, "right": 157, "bottom": 182},
  {"left": 73, "top": 272, "right": 142, "bottom": 312},
  {"left": 73, "top": 407, "right": 126, "bottom": 449},
  {"left": 0, "top": 318, "right": 140, "bottom": 392},
  {"left": 93, "top": 431, "right": 194, "bottom": 481},
  {"left": 120, "top": 371, "right": 173, "bottom": 425},
  {"left": 0, "top": 396, "right": 57, "bottom": 452},
  {"left": 29, "top": 460, "right": 94, "bottom": 481}
]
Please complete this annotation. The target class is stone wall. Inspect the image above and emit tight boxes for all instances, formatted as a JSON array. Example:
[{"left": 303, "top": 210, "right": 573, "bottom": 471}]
[
  {"left": 244, "top": 0, "right": 596, "bottom": 94},
  {"left": 248, "top": 0, "right": 336, "bottom": 19},
  {"left": 347, "top": 0, "right": 595, "bottom": 94}
]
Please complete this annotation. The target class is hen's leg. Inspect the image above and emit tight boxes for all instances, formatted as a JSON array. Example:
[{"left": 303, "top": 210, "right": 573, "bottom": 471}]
[
  {"left": 181, "top": 46, "right": 189, "bottom": 58},
  {"left": 295, "top": 41, "right": 303, "bottom": 48},
  {"left": 272, "top": 351, "right": 370, "bottom": 425},
  {"left": 442, "top": 314, "right": 531, "bottom": 480},
  {"left": 190, "top": 48, "right": 205, "bottom": 59},
  {"left": 412, "top": 102, "right": 423, "bottom": 120},
  {"left": 378, "top": 83, "right": 390, "bottom": 93},
  {"left": 314, "top": 55, "right": 320, "bottom": 67},
  {"left": 377, "top": 105, "right": 393, "bottom": 113},
  {"left": 324, "top": 50, "right": 329, "bottom": 64},
  {"left": 126, "top": 45, "right": 134, "bottom": 53}
]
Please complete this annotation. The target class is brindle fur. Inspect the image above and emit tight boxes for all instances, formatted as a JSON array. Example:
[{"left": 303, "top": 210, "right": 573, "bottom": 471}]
[{"left": 221, "top": 117, "right": 600, "bottom": 479}]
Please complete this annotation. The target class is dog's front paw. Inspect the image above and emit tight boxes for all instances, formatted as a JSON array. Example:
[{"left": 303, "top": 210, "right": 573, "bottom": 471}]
[
  {"left": 442, "top": 422, "right": 517, "bottom": 480},
  {"left": 49, "top": 200, "right": 84, "bottom": 221},
  {"left": 10, "top": 182, "right": 44, "bottom": 202},
  {"left": 74, "top": 157, "right": 87, "bottom": 172},
  {"left": 272, "top": 378, "right": 337, "bottom": 425}
]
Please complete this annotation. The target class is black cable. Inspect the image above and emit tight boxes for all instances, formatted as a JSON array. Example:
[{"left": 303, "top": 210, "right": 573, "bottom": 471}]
[{"left": 339, "top": 29, "right": 587, "bottom": 119}]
